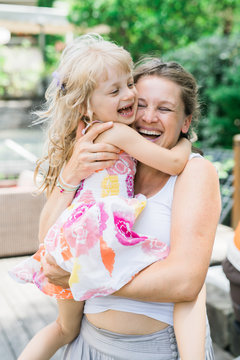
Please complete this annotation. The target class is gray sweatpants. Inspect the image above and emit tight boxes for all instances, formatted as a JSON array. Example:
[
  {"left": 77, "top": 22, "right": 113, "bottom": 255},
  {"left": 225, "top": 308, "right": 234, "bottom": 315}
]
[{"left": 63, "top": 315, "right": 215, "bottom": 360}]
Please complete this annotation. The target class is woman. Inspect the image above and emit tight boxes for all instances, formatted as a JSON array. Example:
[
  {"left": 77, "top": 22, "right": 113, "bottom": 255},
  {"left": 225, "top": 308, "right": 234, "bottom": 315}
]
[{"left": 40, "top": 58, "right": 221, "bottom": 359}]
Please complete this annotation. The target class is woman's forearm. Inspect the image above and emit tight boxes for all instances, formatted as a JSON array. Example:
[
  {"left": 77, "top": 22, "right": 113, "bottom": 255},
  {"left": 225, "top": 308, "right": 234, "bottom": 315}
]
[
  {"left": 38, "top": 187, "right": 75, "bottom": 243},
  {"left": 115, "top": 255, "right": 198, "bottom": 303},
  {"left": 39, "top": 122, "right": 119, "bottom": 243}
]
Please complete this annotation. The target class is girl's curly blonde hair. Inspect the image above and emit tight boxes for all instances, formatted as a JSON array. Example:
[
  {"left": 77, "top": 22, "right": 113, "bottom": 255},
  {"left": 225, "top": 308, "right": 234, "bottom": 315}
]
[{"left": 34, "top": 33, "right": 133, "bottom": 196}]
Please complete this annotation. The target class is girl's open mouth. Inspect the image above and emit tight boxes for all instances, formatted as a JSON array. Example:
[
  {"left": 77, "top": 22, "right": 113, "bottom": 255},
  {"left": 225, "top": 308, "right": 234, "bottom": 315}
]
[{"left": 118, "top": 104, "right": 134, "bottom": 117}]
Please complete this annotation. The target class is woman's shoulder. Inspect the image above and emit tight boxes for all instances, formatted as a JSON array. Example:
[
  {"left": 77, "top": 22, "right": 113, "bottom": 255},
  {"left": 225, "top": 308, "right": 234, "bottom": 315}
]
[{"left": 177, "top": 154, "right": 219, "bottom": 184}]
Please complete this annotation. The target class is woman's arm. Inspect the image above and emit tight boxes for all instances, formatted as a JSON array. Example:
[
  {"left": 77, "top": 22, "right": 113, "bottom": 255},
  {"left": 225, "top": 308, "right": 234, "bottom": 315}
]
[
  {"left": 116, "top": 158, "right": 221, "bottom": 302},
  {"left": 39, "top": 121, "right": 119, "bottom": 242},
  {"left": 96, "top": 123, "right": 191, "bottom": 175},
  {"left": 174, "top": 285, "right": 206, "bottom": 360}
]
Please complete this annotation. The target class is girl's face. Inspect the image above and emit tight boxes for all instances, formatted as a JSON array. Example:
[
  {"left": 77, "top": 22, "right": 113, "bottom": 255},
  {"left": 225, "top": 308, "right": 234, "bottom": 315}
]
[
  {"left": 90, "top": 69, "right": 137, "bottom": 125},
  {"left": 134, "top": 75, "right": 192, "bottom": 149}
]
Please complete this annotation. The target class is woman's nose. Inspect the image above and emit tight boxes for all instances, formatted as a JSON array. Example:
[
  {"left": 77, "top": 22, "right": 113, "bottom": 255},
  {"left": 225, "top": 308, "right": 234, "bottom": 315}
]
[{"left": 142, "top": 107, "right": 158, "bottom": 123}]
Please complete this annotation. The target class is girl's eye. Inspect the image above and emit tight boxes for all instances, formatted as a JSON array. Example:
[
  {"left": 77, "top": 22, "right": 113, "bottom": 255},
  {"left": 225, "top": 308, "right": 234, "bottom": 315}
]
[
  {"left": 138, "top": 103, "right": 145, "bottom": 108},
  {"left": 111, "top": 89, "right": 119, "bottom": 95},
  {"left": 128, "top": 83, "right": 134, "bottom": 88}
]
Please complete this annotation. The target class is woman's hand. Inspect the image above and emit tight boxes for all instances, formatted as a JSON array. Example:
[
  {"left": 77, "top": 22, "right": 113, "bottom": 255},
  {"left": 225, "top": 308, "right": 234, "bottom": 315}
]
[
  {"left": 42, "top": 254, "right": 70, "bottom": 288},
  {"left": 62, "top": 121, "right": 120, "bottom": 185}
]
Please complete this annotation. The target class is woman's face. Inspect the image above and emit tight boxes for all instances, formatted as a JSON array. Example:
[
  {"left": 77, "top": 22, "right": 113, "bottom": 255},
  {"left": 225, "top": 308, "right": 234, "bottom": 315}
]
[{"left": 134, "top": 75, "right": 192, "bottom": 149}]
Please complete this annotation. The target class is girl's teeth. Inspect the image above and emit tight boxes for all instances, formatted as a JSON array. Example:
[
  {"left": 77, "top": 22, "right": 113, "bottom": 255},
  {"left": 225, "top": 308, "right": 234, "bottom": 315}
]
[{"left": 118, "top": 106, "right": 133, "bottom": 116}]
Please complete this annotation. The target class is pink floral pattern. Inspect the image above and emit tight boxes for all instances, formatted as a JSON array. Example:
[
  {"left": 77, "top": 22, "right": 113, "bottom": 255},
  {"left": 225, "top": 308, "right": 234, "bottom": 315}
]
[
  {"left": 107, "top": 153, "right": 136, "bottom": 176},
  {"left": 99, "top": 202, "right": 109, "bottom": 235},
  {"left": 114, "top": 212, "right": 147, "bottom": 246},
  {"left": 141, "top": 239, "right": 169, "bottom": 258},
  {"left": 78, "top": 286, "right": 116, "bottom": 301},
  {"left": 74, "top": 179, "right": 85, "bottom": 198},
  {"left": 73, "top": 215, "right": 100, "bottom": 256},
  {"left": 126, "top": 175, "right": 134, "bottom": 198},
  {"left": 64, "top": 201, "right": 95, "bottom": 229}
]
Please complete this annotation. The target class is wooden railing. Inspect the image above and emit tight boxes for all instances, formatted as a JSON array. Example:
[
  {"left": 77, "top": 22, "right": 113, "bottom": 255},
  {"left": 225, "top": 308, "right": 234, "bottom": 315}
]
[{"left": 232, "top": 134, "right": 240, "bottom": 229}]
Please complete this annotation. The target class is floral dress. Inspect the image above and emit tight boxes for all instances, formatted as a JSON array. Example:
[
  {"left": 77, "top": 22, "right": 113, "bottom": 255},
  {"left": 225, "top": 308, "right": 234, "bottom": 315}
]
[{"left": 9, "top": 153, "right": 169, "bottom": 300}]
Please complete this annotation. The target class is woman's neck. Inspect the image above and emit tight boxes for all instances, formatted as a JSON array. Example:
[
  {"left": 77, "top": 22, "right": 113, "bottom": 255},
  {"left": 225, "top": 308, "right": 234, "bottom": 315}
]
[{"left": 134, "top": 163, "right": 170, "bottom": 197}]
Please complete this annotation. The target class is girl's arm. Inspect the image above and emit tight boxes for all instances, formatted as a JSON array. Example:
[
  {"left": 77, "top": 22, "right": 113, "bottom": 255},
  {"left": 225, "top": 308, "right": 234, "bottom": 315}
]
[
  {"left": 18, "top": 300, "right": 83, "bottom": 360},
  {"left": 95, "top": 123, "right": 191, "bottom": 175},
  {"left": 39, "top": 121, "right": 119, "bottom": 242},
  {"left": 116, "top": 157, "right": 221, "bottom": 302},
  {"left": 174, "top": 285, "right": 206, "bottom": 360}
]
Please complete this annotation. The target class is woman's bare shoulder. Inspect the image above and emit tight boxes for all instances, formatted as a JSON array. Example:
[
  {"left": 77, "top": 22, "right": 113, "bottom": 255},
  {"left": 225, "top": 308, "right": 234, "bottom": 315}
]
[
  {"left": 180, "top": 156, "right": 218, "bottom": 179},
  {"left": 174, "top": 156, "right": 219, "bottom": 197}
]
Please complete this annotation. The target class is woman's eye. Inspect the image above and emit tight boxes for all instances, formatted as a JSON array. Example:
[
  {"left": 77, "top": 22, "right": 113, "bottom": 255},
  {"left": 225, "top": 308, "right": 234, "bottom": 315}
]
[
  {"left": 137, "top": 103, "right": 145, "bottom": 108},
  {"left": 158, "top": 107, "right": 171, "bottom": 112},
  {"left": 128, "top": 83, "right": 134, "bottom": 88}
]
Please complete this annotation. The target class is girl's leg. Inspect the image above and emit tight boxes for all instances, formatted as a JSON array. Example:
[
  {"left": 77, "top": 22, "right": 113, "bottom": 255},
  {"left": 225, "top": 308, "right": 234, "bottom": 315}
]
[
  {"left": 174, "top": 284, "right": 206, "bottom": 360},
  {"left": 18, "top": 299, "right": 83, "bottom": 360}
]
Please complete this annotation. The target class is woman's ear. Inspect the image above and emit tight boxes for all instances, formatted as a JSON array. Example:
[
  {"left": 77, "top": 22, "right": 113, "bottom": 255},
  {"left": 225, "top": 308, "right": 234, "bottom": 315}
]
[{"left": 181, "top": 115, "right": 192, "bottom": 134}]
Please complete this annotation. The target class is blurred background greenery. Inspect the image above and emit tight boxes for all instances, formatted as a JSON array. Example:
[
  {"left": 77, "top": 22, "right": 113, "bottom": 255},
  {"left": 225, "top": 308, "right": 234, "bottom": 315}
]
[{"left": 0, "top": 0, "right": 239, "bottom": 148}]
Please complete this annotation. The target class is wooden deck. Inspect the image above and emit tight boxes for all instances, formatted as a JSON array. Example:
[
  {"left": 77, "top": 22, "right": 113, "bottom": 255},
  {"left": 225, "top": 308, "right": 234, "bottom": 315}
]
[{"left": 0, "top": 256, "right": 65, "bottom": 359}]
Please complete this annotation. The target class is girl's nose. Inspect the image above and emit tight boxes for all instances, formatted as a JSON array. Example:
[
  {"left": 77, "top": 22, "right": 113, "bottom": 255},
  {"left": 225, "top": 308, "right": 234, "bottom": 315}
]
[{"left": 122, "top": 87, "right": 136, "bottom": 100}]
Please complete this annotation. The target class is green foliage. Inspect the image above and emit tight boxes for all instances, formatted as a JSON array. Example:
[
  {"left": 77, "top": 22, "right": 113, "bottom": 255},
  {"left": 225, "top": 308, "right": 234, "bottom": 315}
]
[
  {"left": 0, "top": 44, "right": 44, "bottom": 99},
  {"left": 165, "top": 34, "right": 240, "bottom": 147},
  {"left": 43, "top": 35, "right": 64, "bottom": 74},
  {"left": 38, "top": 0, "right": 55, "bottom": 7},
  {"left": 37, "top": 1, "right": 63, "bottom": 73},
  {"left": 68, "top": 0, "right": 240, "bottom": 60},
  {"left": 0, "top": 53, "right": 8, "bottom": 96}
]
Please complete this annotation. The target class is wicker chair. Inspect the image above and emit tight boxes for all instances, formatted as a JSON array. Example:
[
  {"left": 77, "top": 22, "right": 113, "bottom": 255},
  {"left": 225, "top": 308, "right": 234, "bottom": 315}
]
[{"left": 0, "top": 186, "right": 46, "bottom": 258}]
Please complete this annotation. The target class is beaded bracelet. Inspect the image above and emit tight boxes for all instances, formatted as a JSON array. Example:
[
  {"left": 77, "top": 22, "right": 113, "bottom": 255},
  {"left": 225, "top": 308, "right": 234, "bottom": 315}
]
[
  {"left": 56, "top": 168, "right": 81, "bottom": 193},
  {"left": 59, "top": 167, "right": 81, "bottom": 189},
  {"left": 56, "top": 180, "right": 80, "bottom": 193}
]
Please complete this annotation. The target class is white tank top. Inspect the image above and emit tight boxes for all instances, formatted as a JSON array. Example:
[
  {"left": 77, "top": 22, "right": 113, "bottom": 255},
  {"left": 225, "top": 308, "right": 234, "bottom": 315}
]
[{"left": 84, "top": 153, "right": 202, "bottom": 326}]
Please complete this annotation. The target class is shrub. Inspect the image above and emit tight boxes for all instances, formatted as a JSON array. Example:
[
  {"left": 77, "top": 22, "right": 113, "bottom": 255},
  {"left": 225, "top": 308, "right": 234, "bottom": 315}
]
[{"left": 165, "top": 34, "right": 240, "bottom": 148}]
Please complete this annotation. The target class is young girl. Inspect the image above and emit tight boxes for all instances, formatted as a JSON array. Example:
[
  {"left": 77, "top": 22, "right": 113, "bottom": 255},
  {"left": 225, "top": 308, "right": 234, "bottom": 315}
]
[{"left": 10, "top": 34, "right": 206, "bottom": 360}]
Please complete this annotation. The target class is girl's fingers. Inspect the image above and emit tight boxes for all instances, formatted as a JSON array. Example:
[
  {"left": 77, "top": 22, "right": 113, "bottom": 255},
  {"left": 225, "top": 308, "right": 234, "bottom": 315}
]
[
  {"left": 45, "top": 254, "right": 57, "bottom": 266},
  {"left": 76, "top": 142, "right": 120, "bottom": 154}
]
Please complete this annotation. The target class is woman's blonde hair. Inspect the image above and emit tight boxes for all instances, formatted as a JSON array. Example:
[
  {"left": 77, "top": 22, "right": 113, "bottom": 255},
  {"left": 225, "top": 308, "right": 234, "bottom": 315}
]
[{"left": 34, "top": 33, "right": 133, "bottom": 195}]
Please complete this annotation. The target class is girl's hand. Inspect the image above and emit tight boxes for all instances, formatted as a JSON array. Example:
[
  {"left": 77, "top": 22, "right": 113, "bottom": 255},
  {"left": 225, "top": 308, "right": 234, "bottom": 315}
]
[
  {"left": 62, "top": 121, "right": 120, "bottom": 185},
  {"left": 42, "top": 255, "right": 70, "bottom": 289}
]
